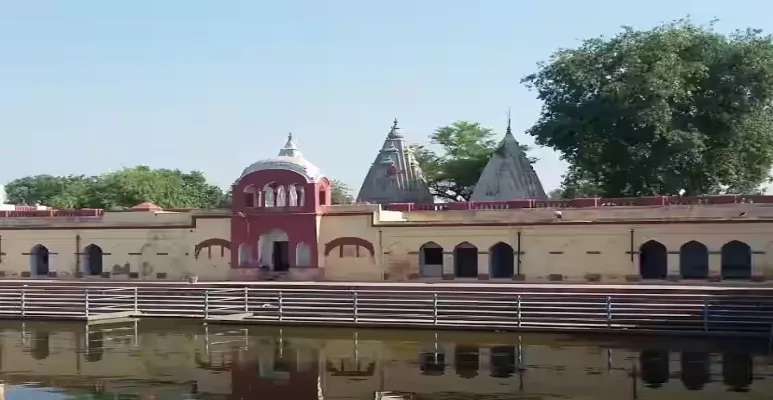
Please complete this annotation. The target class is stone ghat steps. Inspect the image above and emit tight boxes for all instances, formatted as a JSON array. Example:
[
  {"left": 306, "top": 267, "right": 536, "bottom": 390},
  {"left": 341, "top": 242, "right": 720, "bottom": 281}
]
[{"left": 0, "top": 281, "right": 771, "bottom": 337}]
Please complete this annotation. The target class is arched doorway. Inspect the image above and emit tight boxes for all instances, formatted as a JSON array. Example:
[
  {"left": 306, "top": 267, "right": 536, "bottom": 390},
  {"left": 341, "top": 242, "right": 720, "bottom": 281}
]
[
  {"left": 258, "top": 229, "right": 290, "bottom": 271},
  {"left": 453, "top": 242, "right": 478, "bottom": 278},
  {"left": 29, "top": 244, "right": 50, "bottom": 277},
  {"left": 639, "top": 350, "right": 670, "bottom": 388},
  {"left": 721, "top": 241, "right": 752, "bottom": 280},
  {"left": 679, "top": 241, "right": 709, "bottom": 279},
  {"left": 489, "top": 242, "right": 514, "bottom": 279},
  {"left": 454, "top": 346, "right": 479, "bottom": 379},
  {"left": 419, "top": 349, "right": 446, "bottom": 376},
  {"left": 639, "top": 240, "right": 667, "bottom": 279},
  {"left": 83, "top": 244, "right": 104, "bottom": 276},
  {"left": 722, "top": 353, "right": 753, "bottom": 392},
  {"left": 489, "top": 346, "right": 516, "bottom": 378},
  {"left": 419, "top": 242, "right": 443, "bottom": 278},
  {"left": 681, "top": 352, "right": 710, "bottom": 390}
]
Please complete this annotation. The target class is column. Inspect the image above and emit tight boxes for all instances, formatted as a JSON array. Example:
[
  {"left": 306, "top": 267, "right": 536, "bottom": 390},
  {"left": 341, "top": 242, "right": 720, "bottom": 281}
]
[
  {"left": 442, "top": 251, "right": 454, "bottom": 279},
  {"left": 477, "top": 252, "right": 490, "bottom": 280}
]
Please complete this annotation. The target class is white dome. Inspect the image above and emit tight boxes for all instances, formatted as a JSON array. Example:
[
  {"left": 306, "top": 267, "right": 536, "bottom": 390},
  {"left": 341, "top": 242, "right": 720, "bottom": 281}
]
[
  {"left": 239, "top": 156, "right": 323, "bottom": 182},
  {"left": 237, "top": 133, "right": 324, "bottom": 182}
]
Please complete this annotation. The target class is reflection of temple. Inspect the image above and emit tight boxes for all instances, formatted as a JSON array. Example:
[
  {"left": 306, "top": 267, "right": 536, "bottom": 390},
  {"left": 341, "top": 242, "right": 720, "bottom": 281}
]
[{"left": 0, "top": 322, "right": 771, "bottom": 398}]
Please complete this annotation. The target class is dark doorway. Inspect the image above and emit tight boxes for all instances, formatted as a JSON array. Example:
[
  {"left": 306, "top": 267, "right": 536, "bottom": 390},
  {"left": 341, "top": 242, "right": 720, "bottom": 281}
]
[
  {"left": 721, "top": 241, "right": 752, "bottom": 280},
  {"left": 30, "top": 244, "right": 50, "bottom": 277},
  {"left": 639, "top": 241, "right": 667, "bottom": 279},
  {"left": 454, "top": 242, "right": 478, "bottom": 278},
  {"left": 454, "top": 346, "right": 479, "bottom": 379},
  {"left": 679, "top": 241, "right": 709, "bottom": 279},
  {"left": 489, "top": 346, "right": 516, "bottom": 378},
  {"left": 84, "top": 244, "right": 104, "bottom": 276},
  {"left": 489, "top": 242, "right": 514, "bottom": 278},
  {"left": 419, "top": 350, "right": 446, "bottom": 376},
  {"left": 419, "top": 242, "right": 444, "bottom": 278},
  {"left": 681, "top": 352, "right": 710, "bottom": 390},
  {"left": 273, "top": 241, "right": 290, "bottom": 272},
  {"left": 86, "top": 330, "right": 104, "bottom": 362},
  {"left": 31, "top": 330, "right": 50, "bottom": 360},
  {"left": 639, "top": 350, "right": 670, "bottom": 388},
  {"left": 722, "top": 353, "right": 753, "bottom": 392}
]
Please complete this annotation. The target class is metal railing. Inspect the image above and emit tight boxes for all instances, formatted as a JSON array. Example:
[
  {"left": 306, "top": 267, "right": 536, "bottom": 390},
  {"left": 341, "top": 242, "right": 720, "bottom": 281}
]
[{"left": 0, "top": 283, "right": 771, "bottom": 337}]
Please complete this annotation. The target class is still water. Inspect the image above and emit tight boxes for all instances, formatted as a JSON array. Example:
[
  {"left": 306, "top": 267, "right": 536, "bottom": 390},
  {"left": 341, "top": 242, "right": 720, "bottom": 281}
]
[{"left": 0, "top": 319, "right": 770, "bottom": 399}]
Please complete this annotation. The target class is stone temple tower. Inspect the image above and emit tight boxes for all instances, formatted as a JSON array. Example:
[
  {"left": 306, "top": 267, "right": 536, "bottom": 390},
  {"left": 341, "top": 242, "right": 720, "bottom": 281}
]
[
  {"left": 357, "top": 119, "right": 434, "bottom": 204},
  {"left": 471, "top": 112, "right": 548, "bottom": 201}
]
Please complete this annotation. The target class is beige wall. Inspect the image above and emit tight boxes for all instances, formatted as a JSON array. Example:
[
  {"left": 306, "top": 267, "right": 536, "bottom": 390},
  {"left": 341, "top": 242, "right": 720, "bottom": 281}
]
[{"left": 0, "top": 211, "right": 232, "bottom": 280}]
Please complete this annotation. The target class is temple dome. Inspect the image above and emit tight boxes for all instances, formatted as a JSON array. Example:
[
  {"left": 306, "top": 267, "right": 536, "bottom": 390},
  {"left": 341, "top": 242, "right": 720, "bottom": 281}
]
[{"left": 238, "top": 133, "right": 324, "bottom": 182}]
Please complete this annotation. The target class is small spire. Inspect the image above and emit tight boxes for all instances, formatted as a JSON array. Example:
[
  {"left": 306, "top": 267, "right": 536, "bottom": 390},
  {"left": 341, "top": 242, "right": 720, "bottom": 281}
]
[
  {"left": 388, "top": 118, "right": 403, "bottom": 139},
  {"left": 278, "top": 132, "right": 302, "bottom": 157},
  {"left": 506, "top": 107, "right": 512, "bottom": 136}
]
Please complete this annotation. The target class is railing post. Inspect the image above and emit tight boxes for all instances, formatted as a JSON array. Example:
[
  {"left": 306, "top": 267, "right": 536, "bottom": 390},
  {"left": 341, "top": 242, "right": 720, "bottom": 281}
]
[
  {"left": 516, "top": 295, "right": 522, "bottom": 327},
  {"left": 84, "top": 289, "right": 90, "bottom": 318},
  {"left": 244, "top": 287, "right": 249, "bottom": 313},
  {"left": 606, "top": 296, "right": 612, "bottom": 328},
  {"left": 204, "top": 290, "right": 210, "bottom": 319},
  {"left": 21, "top": 285, "right": 27, "bottom": 317},
  {"left": 278, "top": 291, "right": 284, "bottom": 322},
  {"left": 433, "top": 293, "right": 438, "bottom": 325},
  {"left": 133, "top": 286, "right": 139, "bottom": 313},
  {"left": 702, "top": 299, "right": 709, "bottom": 332},
  {"left": 353, "top": 291, "right": 359, "bottom": 323}
]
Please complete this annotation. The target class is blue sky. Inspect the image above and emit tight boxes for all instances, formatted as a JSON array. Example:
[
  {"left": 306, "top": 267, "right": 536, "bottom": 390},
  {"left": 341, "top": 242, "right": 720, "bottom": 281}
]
[{"left": 0, "top": 0, "right": 770, "bottom": 194}]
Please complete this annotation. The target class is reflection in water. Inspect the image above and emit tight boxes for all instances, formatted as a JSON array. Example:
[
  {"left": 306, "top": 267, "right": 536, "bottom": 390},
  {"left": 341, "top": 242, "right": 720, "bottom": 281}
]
[
  {"left": 0, "top": 321, "right": 770, "bottom": 399},
  {"left": 681, "top": 351, "right": 711, "bottom": 390},
  {"left": 639, "top": 350, "right": 670, "bottom": 388}
]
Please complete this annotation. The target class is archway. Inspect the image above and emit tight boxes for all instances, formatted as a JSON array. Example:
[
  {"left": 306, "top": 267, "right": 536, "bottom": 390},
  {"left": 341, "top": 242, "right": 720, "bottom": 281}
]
[
  {"left": 639, "top": 350, "right": 670, "bottom": 388},
  {"left": 681, "top": 352, "right": 710, "bottom": 390},
  {"left": 29, "top": 244, "right": 50, "bottom": 277},
  {"left": 489, "top": 242, "right": 514, "bottom": 279},
  {"left": 258, "top": 229, "right": 290, "bottom": 271},
  {"left": 722, "top": 353, "right": 753, "bottom": 392},
  {"left": 454, "top": 346, "right": 479, "bottom": 379},
  {"left": 639, "top": 240, "right": 667, "bottom": 279},
  {"left": 237, "top": 243, "right": 252, "bottom": 267},
  {"left": 83, "top": 244, "right": 104, "bottom": 276},
  {"left": 454, "top": 242, "right": 478, "bottom": 278},
  {"left": 419, "top": 349, "right": 446, "bottom": 376},
  {"left": 721, "top": 241, "right": 752, "bottom": 280},
  {"left": 489, "top": 346, "right": 516, "bottom": 378},
  {"left": 30, "top": 330, "right": 50, "bottom": 360},
  {"left": 419, "top": 242, "right": 443, "bottom": 278},
  {"left": 679, "top": 241, "right": 709, "bottom": 279}
]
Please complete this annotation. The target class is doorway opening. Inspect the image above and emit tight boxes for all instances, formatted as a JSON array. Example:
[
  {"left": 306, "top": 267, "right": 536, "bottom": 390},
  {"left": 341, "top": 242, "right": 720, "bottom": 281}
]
[
  {"left": 639, "top": 240, "right": 667, "bottom": 279},
  {"left": 273, "top": 241, "right": 290, "bottom": 272},
  {"left": 454, "top": 242, "right": 478, "bottom": 278},
  {"left": 721, "top": 240, "right": 752, "bottom": 280},
  {"left": 84, "top": 244, "right": 104, "bottom": 276},
  {"left": 30, "top": 244, "right": 50, "bottom": 277},
  {"left": 489, "top": 242, "right": 515, "bottom": 278}
]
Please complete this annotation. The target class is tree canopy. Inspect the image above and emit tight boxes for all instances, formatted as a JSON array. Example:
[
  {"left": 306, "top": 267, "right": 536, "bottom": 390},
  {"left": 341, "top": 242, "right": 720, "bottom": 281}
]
[
  {"left": 412, "top": 121, "right": 535, "bottom": 201},
  {"left": 330, "top": 179, "right": 354, "bottom": 204},
  {"left": 4, "top": 167, "right": 227, "bottom": 210},
  {"left": 523, "top": 20, "right": 773, "bottom": 198}
]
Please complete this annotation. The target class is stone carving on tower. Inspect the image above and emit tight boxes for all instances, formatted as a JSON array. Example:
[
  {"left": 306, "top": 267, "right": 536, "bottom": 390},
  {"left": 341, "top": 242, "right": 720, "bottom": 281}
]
[
  {"left": 471, "top": 111, "right": 548, "bottom": 201},
  {"left": 357, "top": 119, "right": 434, "bottom": 204}
]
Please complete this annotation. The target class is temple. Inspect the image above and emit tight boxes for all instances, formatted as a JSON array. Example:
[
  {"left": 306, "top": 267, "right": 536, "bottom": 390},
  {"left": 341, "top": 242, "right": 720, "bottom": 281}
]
[
  {"left": 0, "top": 120, "right": 771, "bottom": 284},
  {"left": 357, "top": 119, "right": 433, "bottom": 204},
  {"left": 471, "top": 112, "right": 547, "bottom": 201}
]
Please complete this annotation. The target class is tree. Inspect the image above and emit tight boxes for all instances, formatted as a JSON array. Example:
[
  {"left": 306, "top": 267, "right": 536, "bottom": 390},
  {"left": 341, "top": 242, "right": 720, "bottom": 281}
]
[
  {"left": 4, "top": 167, "right": 228, "bottom": 209},
  {"left": 523, "top": 20, "right": 773, "bottom": 197},
  {"left": 330, "top": 179, "right": 354, "bottom": 204},
  {"left": 412, "top": 121, "right": 536, "bottom": 201}
]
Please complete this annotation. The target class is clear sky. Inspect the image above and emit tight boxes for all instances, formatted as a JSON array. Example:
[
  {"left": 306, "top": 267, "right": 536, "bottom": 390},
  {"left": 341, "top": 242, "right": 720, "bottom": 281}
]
[{"left": 1, "top": 0, "right": 770, "bottom": 193}]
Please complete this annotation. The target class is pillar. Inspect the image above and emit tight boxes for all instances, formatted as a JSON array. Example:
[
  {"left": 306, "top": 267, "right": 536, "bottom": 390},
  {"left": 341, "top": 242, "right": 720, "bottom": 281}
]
[{"left": 477, "top": 252, "right": 490, "bottom": 280}]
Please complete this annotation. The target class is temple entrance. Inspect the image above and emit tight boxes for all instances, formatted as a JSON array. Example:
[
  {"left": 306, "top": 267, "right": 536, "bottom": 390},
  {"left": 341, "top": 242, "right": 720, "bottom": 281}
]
[
  {"left": 258, "top": 229, "right": 290, "bottom": 271},
  {"left": 489, "top": 242, "right": 514, "bottom": 278},
  {"left": 84, "top": 244, "right": 104, "bottom": 276},
  {"left": 419, "top": 242, "right": 443, "bottom": 278},
  {"left": 721, "top": 241, "right": 752, "bottom": 280},
  {"left": 639, "top": 240, "right": 667, "bottom": 279},
  {"left": 453, "top": 242, "right": 478, "bottom": 278},
  {"left": 273, "top": 241, "right": 290, "bottom": 272},
  {"left": 30, "top": 244, "right": 50, "bottom": 277},
  {"left": 679, "top": 241, "right": 709, "bottom": 279}
]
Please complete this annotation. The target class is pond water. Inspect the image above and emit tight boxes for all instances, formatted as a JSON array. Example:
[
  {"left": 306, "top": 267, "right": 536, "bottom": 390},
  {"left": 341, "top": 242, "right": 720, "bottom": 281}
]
[{"left": 0, "top": 319, "right": 770, "bottom": 399}]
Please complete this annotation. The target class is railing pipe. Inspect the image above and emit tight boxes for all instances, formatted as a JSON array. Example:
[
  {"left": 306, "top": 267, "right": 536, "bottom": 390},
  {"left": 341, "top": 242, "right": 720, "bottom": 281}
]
[
  {"left": 244, "top": 287, "right": 249, "bottom": 313},
  {"left": 21, "top": 285, "right": 27, "bottom": 317},
  {"left": 432, "top": 293, "right": 438, "bottom": 325},
  {"left": 702, "top": 299, "right": 709, "bottom": 332},
  {"left": 516, "top": 295, "right": 522, "bottom": 327},
  {"left": 353, "top": 291, "right": 359, "bottom": 323},
  {"left": 606, "top": 296, "right": 612, "bottom": 328},
  {"left": 278, "top": 291, "right": 284, "bottom": 322},
  {"left": 84, "top": 289, "right": 90, "bottom": 318},
  {"left": 204, "top": 290, "right": 210, "bottom": 319},
  {"left": 134, "top": 286, "right": 139, "bottom": 313}
]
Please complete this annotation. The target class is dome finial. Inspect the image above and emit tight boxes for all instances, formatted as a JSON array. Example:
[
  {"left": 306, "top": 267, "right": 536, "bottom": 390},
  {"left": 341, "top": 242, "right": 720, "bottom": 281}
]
[
  {"left": 388, "top": 118, "right": 403, "bottom": 139},
  {"left": 278, "top": 132, "right": 301, "bottom": 157}
]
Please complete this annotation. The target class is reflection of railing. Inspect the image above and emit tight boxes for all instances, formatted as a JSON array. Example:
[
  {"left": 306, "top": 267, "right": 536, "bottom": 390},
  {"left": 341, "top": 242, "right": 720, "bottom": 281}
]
[{"left": 0, "top": 283, "right": 773, "bottom": 337}]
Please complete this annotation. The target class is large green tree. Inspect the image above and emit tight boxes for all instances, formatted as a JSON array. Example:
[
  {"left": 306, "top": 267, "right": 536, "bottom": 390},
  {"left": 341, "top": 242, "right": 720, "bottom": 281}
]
[
  {"left": 523, "top": 20, "right": 773, "bottom": 197},
  {"left": 412, "top": 121, "right": 535, "bottom": 201},
  {"left": 4, "top": 167, "right": 228, "bottom": 210},
  {"left": 330, "top": 179, "right": 354, "bottom": 204}
]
